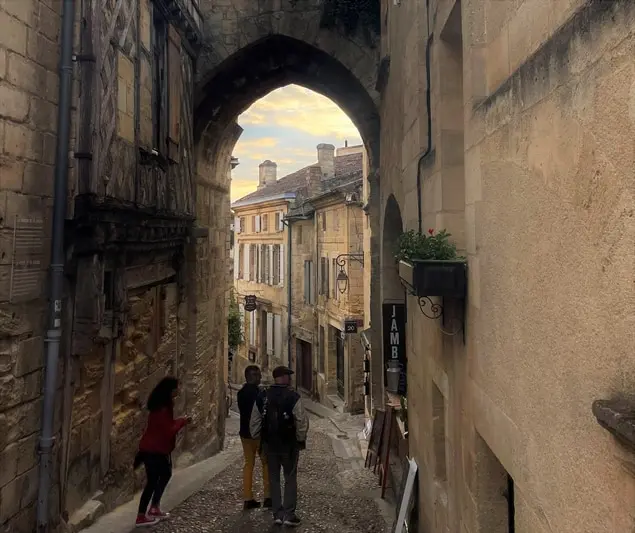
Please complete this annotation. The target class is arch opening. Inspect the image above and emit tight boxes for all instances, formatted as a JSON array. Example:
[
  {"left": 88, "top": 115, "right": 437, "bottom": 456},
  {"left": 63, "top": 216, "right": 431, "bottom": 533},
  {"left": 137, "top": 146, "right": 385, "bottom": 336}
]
[{"left": 194, "top": 34, "right": 379, "bottom": 170}]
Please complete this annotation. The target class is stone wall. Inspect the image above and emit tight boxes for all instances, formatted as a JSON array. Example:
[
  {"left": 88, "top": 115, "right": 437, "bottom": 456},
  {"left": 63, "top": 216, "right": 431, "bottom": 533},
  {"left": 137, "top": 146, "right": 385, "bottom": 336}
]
[
  {"left": 0, "top": 0, "right": 64, "bottom": 530},
  {"left": 380, "top": 0, "right": 635, "bottom": 532}
]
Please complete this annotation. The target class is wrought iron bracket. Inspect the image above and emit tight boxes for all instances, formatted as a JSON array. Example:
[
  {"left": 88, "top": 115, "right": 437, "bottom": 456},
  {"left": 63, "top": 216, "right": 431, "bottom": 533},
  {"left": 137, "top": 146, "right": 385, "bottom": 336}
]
[
  {"left": 335, "top": 253, "right": 364, "bottom": 268},
  {"left": 418, "top": 296, "right": 443, "bottom": 320},
  {"left": 401, "top": 280, "right": 466, "bottom": 343}
]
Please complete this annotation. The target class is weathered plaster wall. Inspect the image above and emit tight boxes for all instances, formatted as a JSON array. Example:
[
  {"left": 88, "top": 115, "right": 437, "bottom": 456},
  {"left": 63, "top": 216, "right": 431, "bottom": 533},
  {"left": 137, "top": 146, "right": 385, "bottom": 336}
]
[{"left": 381, "top": 0, "right": 635, "bottom": 532}]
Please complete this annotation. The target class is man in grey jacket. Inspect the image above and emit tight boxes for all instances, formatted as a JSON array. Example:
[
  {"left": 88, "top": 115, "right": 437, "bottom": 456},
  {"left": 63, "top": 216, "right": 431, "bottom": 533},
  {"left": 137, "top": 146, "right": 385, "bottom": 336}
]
[{"left": 250, "top": 366, "right": 309, "bottom": 527}]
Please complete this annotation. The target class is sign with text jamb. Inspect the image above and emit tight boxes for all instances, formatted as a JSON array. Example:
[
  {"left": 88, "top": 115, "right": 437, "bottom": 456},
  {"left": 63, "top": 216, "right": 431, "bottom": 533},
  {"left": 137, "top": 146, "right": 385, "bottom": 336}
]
[
  {"left": 382, "top": 302, "right": 407, "bottom": 395},
  {"left": 244, "top": 295, "right": 257, "bottom": 312}
]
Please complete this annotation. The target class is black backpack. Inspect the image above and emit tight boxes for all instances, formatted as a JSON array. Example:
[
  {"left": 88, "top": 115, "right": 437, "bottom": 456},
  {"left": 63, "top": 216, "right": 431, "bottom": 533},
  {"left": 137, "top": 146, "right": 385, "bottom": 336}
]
[{"left": 261, "top": 388, "right": 297, "bottom": 445}]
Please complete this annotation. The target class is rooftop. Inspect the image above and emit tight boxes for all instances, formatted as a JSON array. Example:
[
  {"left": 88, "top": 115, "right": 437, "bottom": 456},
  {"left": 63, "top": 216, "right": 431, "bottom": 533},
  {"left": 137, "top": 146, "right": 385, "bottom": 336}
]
[{"left": 231, "top": 150, "right": 364, "bottom": 209}]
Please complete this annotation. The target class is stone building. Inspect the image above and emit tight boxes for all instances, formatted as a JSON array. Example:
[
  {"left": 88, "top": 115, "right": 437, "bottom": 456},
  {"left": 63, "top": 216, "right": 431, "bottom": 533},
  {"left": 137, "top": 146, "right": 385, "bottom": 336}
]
[
  {"left": 231, "top": 144, "right": 363, "bottom": 385},
  {"left": 377, "top": 1, "right": 635, "bottom": 532},
  {"left": 287, "top": 144, "right": 368, "bottom": 413},
  {"left": 0, "top": 0, "right": 232, "bottom": 530}
]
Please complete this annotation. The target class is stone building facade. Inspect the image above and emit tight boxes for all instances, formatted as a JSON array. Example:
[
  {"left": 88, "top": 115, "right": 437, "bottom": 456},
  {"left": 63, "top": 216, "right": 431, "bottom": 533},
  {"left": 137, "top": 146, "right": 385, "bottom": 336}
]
[
  {"left": 0, "top": 0, "right": 231, "bottom": 530},
  {"left": 231, "top": 143, "right": 367, "bottom": 415},
  {"left": 288, "top": 144, "right": 367, "bottom": 413},
  {"left": 378, "top": 1, "right": 635, "bottom": 532}
]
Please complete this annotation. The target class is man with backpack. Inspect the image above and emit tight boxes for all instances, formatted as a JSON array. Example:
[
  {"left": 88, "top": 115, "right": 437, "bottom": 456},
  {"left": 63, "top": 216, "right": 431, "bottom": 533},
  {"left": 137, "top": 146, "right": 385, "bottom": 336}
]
[{"left": 250, "top": 366, "right": 309, "bottom": 527}]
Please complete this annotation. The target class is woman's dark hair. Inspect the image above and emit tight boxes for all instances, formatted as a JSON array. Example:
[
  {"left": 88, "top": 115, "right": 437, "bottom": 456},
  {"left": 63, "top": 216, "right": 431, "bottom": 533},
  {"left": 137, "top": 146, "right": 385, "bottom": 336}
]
[{"left": 147, "top": 377, "right": 179, "bottom": 411}]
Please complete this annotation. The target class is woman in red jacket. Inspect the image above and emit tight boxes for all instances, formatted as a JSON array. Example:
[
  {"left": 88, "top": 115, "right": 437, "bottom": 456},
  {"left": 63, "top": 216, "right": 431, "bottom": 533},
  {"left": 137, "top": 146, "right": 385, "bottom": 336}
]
[{"left": 134, "top": 376, "right": 190, "bottom": 527}]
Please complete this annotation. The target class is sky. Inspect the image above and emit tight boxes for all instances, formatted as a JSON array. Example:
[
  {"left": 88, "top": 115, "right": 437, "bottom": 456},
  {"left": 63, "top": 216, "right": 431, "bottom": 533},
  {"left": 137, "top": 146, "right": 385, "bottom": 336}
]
[{"left": 231, "top": 85, "right": 362, "bottom": 202}]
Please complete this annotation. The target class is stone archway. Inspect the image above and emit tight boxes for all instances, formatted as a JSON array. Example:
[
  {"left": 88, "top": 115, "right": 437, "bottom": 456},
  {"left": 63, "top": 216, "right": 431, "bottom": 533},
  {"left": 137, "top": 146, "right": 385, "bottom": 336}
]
[
  {"left": 188, "top": 1, "right": 381, "bottom": 446},
  {"left": 370, "top": 193, "right": 404, "bottom": 406},
  {"left": 194, "top": 33, "right": 380, "bottom": 169}
]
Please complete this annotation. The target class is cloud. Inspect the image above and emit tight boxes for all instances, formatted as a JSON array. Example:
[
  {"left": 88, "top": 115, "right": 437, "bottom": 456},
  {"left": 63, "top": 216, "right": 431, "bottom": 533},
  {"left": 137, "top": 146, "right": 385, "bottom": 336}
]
[{"left": 230, "top": 85, "right": 362, "bottom": 202}]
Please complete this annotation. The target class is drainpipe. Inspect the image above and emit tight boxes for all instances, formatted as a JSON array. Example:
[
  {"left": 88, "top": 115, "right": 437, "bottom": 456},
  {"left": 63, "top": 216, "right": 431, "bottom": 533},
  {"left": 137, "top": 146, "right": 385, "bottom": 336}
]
[
  {"left": 37, "top": 0, "right": 75, "bottom": 530},
  {"left": 286, "top": 221, "right": 292, "bottom": 369},
  {"left": 416, "top": 0, "right": 433, "bottom": 234}
]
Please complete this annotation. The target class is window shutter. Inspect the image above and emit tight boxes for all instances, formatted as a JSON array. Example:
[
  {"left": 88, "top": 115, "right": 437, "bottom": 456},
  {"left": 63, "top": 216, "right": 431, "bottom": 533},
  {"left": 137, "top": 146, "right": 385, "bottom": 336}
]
[
  {"left": 274, "top": 314, "right": 282, "bottom": 357},
  {"left": 303, "top": 261, "right": 309, "bottom": 303},
  {"left": 278, "top": 211, "right": 284, "bottom": 232},
  {"left": 167, "top": 25, "right": 181, "bottom": 163},
  {"left": 268, "top": 245, "right": 274, "bottom": 285},
  {"left": 266, "top": 313, "right": 274, "bottom": 355},
  {"left": 278, "top": 245, "right": 284, "bottom": 287},
  {"left": 233, "top": 245, "right": 239, "bottom": 279},
  {"left": 249, "top": 310, "right": 256, "bottom": 345},
  {"left": 244, "top": 243, "right": 250, "bottom": 281},
  {"left": 325, "top": 256, "right": 330, "bottom": 299},
  {"left": 239, "top": 304, "right": 245, "bottom": 336},
  {"left": 256, "top": 244, "right": 261, "bottom": 283},
  {"left": 255, "top": 215, "right": 261, "bottom": 233},
  {"left": 310, "top": 261, "right": 315, "bottom": 304},
  {"left": 235, "top": 216, "right": 240, "bottom": 234}
]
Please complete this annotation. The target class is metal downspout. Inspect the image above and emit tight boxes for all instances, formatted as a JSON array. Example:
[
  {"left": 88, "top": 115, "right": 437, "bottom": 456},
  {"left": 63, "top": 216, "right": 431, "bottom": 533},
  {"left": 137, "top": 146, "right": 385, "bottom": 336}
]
[
  {"left": 37, "top": 0, "right": 76, "bottom": 529},
  {"left": 286, "top": 221, "right": 292, "bottom": 369}
]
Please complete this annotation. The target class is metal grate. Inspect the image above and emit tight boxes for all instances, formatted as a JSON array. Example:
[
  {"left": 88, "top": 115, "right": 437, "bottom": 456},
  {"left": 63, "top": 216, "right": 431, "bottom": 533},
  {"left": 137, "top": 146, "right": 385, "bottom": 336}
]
[{"left": 10, "top": 216, "right": 45, "bottom": 303}]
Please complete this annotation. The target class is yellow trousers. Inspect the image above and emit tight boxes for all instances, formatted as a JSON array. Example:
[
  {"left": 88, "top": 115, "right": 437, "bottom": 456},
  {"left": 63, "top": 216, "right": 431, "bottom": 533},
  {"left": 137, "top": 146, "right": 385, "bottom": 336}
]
[{"left": 241, "top": 437, "right": 270, "bottom": 501}]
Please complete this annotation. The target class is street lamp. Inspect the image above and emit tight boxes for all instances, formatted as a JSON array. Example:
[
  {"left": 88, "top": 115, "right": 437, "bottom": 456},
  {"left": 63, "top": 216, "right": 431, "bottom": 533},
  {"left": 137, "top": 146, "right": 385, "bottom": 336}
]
[{"left": 335, "top": 253, "right": 364, "bottom": 294}]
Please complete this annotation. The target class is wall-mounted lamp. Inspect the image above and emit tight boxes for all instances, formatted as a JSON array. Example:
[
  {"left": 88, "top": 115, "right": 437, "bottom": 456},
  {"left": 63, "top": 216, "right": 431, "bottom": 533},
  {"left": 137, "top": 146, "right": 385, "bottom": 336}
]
[{"left": 335, "top": 253, "right": 364, "bottom": 294}]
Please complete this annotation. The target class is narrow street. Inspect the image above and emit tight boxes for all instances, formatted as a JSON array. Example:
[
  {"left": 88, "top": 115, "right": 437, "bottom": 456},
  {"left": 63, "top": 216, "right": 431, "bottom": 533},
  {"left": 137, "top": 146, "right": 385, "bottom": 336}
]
[{"left": 149, "top": 406, "right": 390, "bottom": 533}]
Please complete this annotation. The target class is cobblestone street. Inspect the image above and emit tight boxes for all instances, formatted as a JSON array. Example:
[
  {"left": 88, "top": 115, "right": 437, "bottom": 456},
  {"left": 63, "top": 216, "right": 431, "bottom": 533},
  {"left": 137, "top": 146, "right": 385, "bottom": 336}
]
[{"left": 152, "top": 410, "right": 390, "bottom": 533}]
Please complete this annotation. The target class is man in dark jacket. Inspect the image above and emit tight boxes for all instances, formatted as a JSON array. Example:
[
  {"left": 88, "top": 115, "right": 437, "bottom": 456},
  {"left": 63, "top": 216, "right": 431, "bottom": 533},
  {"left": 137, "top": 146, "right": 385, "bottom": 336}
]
[
  {"left": 237, "top": 365, "right": 270, "bottom": 510},
  {"left": 250, "top": 366, "right": 309, "bottom": 527}
]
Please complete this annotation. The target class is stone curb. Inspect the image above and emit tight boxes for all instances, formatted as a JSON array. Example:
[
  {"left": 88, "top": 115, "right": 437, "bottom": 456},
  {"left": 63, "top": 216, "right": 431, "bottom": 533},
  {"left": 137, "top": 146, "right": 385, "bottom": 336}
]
[{"left": 78, "top": 437, "right": 242, "bottom": 533}]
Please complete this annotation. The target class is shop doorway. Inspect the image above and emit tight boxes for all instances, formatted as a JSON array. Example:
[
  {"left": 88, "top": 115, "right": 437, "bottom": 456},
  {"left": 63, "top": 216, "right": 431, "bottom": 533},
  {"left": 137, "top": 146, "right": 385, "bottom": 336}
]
[{"left": 296, "top": 340, "right": 313, "bottom": 393}]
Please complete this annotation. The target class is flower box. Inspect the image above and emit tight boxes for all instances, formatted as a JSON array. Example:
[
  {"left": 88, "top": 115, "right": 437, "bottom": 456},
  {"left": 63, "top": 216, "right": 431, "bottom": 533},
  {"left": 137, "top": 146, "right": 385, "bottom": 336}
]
[{"left": 399, "top": 259, "right": 466, "bottom": 298}]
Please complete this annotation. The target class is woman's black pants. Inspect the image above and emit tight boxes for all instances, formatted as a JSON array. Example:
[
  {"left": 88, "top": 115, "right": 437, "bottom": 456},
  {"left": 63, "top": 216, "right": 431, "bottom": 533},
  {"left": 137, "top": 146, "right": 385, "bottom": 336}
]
[{"left": 138, "top": 453, "right": 172, "bottom": 514}]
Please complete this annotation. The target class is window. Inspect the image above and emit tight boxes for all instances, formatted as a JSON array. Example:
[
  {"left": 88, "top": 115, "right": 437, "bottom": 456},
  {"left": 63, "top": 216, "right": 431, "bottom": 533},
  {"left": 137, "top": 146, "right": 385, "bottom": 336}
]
[
  {"left": 272, "top": 245, "right": 280, "bottom": 285},
  {"left": 151, "top": 9, "right": 167, "bottom": 153},
  {"left": 321, "top": 212, "right": 326, "bottom": 231},
  {"left": 239, "top": 217, "right": 245, "bottom": 233},
  {"left": 262, "top": 214, "right": 268, "bottom": 232},
  {"left": 319, "top": 326, "right": 325, "bottom": 374},
  {"left": 251, "top": 216, "right": 256, "bottom": 233},
  {"left": 249, "top": 244, "right": 257, "bottom": 281},
  {"left": 249, "top": 310, "right": 256, "bottom": 346},
  {"left": 260, "top": 245, "right": 268, "bottom": 284},
  {"left": 275, "top": 212, "right": 281, "bottom": 232},
  {"left": 274, "top": 314, "right": 282, "bottom": 357},
  {"left": 296, "top": 225, "right": 302, "bottom": 245},
  {"left": 332, "top": 259, "right": 338, "bottom": 300},
  {"left": 303, "top": 261, "right": 315, "bottom": 304},
  {"left": 238, "top": 244, "right": 244, "bottom": 279},
  {"left": 152, "top": 10, "right": 181, "bottom": 161},
  {"left": 320, "top": 257, "right": 329, "bottom": 298}
]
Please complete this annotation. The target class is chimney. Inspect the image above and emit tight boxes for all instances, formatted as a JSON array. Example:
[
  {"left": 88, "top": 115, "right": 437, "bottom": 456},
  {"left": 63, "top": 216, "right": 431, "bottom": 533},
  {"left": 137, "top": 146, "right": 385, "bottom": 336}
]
[
  {"left": 258, "top": 160, "right": 277, "bottom": 189},
  {"left": 317, "top": 143, "right": 335, "bottom": 179}
]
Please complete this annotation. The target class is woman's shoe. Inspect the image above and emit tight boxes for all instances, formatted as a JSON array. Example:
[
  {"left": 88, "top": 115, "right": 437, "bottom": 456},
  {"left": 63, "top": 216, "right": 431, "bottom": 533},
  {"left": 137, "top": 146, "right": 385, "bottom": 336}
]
[
  {"left": 148, "top": 506, "right": 170, "bottom": 519},
  {"left": 135, "top": 514, "right": 159, "bottom": 527}
]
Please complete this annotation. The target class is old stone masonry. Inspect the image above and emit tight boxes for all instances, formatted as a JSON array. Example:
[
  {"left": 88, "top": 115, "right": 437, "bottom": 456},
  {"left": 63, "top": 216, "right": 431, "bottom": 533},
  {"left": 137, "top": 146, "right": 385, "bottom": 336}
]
[{"left": 151, "top": 411, "right": 389, "bottom": 533}]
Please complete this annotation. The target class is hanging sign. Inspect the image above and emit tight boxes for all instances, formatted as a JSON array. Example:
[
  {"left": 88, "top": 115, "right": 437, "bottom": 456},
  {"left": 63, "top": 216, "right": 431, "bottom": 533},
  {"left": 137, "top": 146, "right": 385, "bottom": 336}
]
[
  {"left": 344, "top": 319, "right": 358, "bottom": 334},
  {"left": 382, "top": 302, "right": 407, "bottom": 395},
  {"left": 244, "top": 295, "right": 257, "bottom": 312}
]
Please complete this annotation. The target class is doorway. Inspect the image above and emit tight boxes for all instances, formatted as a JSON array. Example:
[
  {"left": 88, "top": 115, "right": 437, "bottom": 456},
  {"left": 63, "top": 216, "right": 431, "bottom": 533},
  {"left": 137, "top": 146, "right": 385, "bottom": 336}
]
[
  {"left": 336, "top": 331, "right": 345, "bottom": 399},
  {"left": 296, "top": 340, "right": 313, "bottom": 393}
]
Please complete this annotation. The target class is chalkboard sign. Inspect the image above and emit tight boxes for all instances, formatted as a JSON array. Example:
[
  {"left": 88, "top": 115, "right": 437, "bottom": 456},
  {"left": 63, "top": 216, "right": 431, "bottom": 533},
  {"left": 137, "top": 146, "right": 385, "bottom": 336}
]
[{"left": 365, "top": 409, "right": 386, "bottom": 469}]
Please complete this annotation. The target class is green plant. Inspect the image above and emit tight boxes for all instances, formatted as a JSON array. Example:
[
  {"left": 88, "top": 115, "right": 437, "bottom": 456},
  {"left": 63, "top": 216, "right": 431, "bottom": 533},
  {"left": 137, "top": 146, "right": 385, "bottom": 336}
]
[
  {"left": 395, "top": 229, "right": 463, "bottom": 262},
  {"left": 228, "top": 292, "right": 243, "bottom": 351}
]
